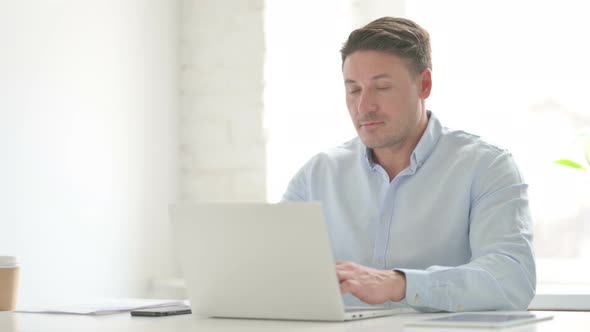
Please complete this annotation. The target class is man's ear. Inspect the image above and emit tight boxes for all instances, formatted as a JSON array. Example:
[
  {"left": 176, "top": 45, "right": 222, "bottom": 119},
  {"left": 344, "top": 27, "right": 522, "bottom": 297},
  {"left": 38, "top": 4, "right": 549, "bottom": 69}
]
[{"left": 419, "top": 69, "right": 432, "bottom": 99}]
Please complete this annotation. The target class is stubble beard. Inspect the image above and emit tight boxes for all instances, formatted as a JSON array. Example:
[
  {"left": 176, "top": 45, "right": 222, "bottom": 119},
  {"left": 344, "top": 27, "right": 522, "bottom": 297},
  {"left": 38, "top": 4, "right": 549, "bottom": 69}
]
[{"left": 357, "top": 118, "right": 411, "bottom": 151}]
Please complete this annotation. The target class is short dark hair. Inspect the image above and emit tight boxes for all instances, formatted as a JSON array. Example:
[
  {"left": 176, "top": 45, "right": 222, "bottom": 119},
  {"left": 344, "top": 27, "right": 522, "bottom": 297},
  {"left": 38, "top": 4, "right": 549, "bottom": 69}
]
[{"left": 340, "top": 17, "right": 432, "bottom": 76}]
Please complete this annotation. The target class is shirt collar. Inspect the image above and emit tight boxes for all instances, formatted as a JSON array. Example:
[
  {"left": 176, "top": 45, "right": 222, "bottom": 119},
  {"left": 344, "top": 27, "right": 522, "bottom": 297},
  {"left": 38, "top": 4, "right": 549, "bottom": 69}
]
[
  {"left": 362, "top": 142, "right": 376, "bottom": 170},
  {"left": 362, "top": 110, "right": 442, "bottom": 172}
]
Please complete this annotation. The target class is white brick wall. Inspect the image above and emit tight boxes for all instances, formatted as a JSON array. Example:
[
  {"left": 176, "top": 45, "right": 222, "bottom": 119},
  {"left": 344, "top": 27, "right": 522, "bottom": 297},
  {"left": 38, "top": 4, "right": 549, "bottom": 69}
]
[{"left": 180, "top": 0, "right": 266, "bottom": 202}]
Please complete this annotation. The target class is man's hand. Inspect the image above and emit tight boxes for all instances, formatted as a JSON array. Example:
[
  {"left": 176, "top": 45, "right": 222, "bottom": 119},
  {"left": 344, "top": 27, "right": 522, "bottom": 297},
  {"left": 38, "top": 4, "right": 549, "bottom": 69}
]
[{"left": 336, "top": 260, "right": 406, "bottom": 304}]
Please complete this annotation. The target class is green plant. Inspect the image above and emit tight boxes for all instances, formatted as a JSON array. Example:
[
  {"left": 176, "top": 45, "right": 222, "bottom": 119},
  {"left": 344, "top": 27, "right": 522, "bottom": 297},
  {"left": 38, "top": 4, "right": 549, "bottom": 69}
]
[{"left": 555, "top": 133, "right": 590, "bottom": 171}]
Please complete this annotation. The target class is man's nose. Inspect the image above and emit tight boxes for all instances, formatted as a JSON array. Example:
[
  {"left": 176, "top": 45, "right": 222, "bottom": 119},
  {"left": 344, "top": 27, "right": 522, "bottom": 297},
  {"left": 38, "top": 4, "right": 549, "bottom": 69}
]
[{"left": 357, "top": 90, "right": 377, "bottom": 114}]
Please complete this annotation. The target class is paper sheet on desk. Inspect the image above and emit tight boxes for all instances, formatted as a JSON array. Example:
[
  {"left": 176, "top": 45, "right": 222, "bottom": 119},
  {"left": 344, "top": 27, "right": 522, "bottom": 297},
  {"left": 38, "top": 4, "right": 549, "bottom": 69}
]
[{"left": 15, "top": 298, "right": 188, "bottom": 315}]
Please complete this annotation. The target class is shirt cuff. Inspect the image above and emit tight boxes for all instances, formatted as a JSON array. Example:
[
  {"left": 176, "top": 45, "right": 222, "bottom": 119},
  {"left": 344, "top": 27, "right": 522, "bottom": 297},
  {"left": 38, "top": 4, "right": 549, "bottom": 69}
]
[{"left": 394, "top": 268, "right": 434, "bottom": 309}]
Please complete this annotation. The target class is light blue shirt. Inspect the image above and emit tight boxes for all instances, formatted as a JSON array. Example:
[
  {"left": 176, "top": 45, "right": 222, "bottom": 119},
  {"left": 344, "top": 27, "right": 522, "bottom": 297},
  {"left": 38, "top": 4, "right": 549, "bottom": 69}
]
[{"left": 282, "top": 111, "right": 536, "bottom": 312}]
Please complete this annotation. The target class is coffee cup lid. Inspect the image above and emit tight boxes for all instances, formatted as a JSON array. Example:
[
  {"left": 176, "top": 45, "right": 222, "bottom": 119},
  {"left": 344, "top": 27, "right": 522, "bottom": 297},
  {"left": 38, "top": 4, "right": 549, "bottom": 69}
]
[{"left": 0, "top": 256, "right": 17, "bottom": 267}]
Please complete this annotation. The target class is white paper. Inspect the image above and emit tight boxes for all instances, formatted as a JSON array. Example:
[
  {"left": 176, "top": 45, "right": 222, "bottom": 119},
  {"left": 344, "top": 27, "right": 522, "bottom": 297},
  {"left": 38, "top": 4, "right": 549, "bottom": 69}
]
[{"left": 15, "top": 298, "right": 188, "bottom": 315}]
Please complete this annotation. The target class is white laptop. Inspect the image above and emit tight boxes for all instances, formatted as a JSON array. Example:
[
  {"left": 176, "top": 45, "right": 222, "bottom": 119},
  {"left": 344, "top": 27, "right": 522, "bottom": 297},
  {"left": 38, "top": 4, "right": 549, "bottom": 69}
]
[{"left": 170, "top": 202, "right": 412, "bottom": 321}]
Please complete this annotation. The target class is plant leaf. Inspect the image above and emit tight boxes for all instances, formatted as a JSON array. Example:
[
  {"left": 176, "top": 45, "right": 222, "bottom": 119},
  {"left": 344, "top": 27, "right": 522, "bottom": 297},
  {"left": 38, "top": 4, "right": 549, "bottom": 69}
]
[{"left": 555, "top": 159, "right": 587, "bottom": 170}]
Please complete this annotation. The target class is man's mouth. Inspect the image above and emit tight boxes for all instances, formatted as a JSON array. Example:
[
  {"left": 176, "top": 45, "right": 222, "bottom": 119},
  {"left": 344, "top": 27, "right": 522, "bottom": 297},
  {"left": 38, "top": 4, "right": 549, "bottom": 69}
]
[{"left": 360, "top": 122, "right": 384, "bottom": 129}]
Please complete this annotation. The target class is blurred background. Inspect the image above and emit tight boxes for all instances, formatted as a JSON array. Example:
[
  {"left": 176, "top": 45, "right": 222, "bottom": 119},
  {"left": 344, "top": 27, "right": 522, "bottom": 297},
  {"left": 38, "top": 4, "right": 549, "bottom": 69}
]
[{"left": 1, "top": 0, "right": 588, "bottom": 305}]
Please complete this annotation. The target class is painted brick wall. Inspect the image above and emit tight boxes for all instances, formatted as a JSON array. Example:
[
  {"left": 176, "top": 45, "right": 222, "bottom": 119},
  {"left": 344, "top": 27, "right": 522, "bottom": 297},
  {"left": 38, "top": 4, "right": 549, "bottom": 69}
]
[{"left": 179, "top": 0, "right": 266, "bottom": 202}]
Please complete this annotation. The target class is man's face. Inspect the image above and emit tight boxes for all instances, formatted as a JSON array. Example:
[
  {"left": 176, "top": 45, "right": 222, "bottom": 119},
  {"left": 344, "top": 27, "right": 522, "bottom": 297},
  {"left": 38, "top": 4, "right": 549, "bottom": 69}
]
[{"left": 343, "top": 50, "right": 431, "bottom": 150}]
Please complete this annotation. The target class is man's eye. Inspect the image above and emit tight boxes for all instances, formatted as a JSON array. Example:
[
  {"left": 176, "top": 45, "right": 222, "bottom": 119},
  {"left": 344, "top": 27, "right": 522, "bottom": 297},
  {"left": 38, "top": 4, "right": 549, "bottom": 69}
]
[
  {"left": 376, "top": 86, "right": 391, "bottom": 90},
  {"left": 348, "top": 89, "right": 361, "bottom": 94}
]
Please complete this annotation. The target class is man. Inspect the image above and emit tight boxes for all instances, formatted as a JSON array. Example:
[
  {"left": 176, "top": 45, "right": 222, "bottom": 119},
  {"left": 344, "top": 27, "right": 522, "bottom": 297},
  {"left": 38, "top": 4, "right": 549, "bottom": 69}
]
[{"left": 282, "top": 17, "right": 535, "bottom": 312}]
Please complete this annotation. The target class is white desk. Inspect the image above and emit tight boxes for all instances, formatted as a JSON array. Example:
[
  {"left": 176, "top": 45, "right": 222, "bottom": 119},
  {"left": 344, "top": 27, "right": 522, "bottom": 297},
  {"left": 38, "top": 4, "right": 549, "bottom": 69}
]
[
  {"left": 0, "top": 310, "right": 588, "bottom": 332},
  {"left": 530, "top": 284, "right": 590, "bottom": 311}
]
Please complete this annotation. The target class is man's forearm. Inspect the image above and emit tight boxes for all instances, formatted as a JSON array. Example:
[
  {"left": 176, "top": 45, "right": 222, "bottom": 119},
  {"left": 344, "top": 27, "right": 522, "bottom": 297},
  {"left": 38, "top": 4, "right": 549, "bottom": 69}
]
[{"left": 396, "top": 253, "right": 535, "bottom": 312}]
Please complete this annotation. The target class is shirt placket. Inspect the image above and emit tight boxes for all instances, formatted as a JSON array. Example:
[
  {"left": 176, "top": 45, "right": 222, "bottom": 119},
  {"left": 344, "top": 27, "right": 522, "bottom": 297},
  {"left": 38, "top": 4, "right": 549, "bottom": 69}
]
[{"left": 372, "top": 167, "right": 394, "bottom": 269}]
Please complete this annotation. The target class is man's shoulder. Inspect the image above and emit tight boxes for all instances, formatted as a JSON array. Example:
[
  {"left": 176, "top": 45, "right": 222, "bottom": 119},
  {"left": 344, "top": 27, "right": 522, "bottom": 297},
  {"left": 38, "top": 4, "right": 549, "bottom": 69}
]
[
  {"left": 434, "top": 127, "right": 523, "bottom": 186},
  {"left": 325, "top": 136, "right": 364, "bottom": 157},
  {"left": 440, "top": 126, "right": 509, "bottom": 159},
  {"left": 304, "top": 137, "right": 363, "bottom": 170}
]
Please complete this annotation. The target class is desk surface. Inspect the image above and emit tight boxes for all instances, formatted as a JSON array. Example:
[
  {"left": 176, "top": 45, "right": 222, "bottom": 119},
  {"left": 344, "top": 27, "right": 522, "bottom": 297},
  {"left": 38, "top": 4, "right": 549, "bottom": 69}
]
[{"left": 0, "top": 310, "right": 587, "bottom": 332}]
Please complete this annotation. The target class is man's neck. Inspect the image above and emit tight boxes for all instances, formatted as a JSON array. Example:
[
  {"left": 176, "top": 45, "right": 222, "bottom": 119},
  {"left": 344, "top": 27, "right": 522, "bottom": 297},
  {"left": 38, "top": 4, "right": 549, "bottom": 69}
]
[{"left": 372, "top": 112, "right": 429, "bottom": 182}]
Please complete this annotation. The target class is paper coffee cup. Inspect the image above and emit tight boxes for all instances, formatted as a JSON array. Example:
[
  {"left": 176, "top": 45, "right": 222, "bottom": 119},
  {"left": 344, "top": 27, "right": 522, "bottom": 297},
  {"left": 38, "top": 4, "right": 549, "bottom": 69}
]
[{"left": 0, "top": 256, "right": 19, "bottom": 311}]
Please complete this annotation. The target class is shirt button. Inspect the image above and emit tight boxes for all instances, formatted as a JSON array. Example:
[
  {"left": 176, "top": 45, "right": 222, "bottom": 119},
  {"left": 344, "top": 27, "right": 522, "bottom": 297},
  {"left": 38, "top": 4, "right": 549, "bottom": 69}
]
[
  {"left": 375, "top": 260, "right": 384, "bottom": 267},
  {"left": 413, "top": 294, "right": 421, "bottom": 305}
]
